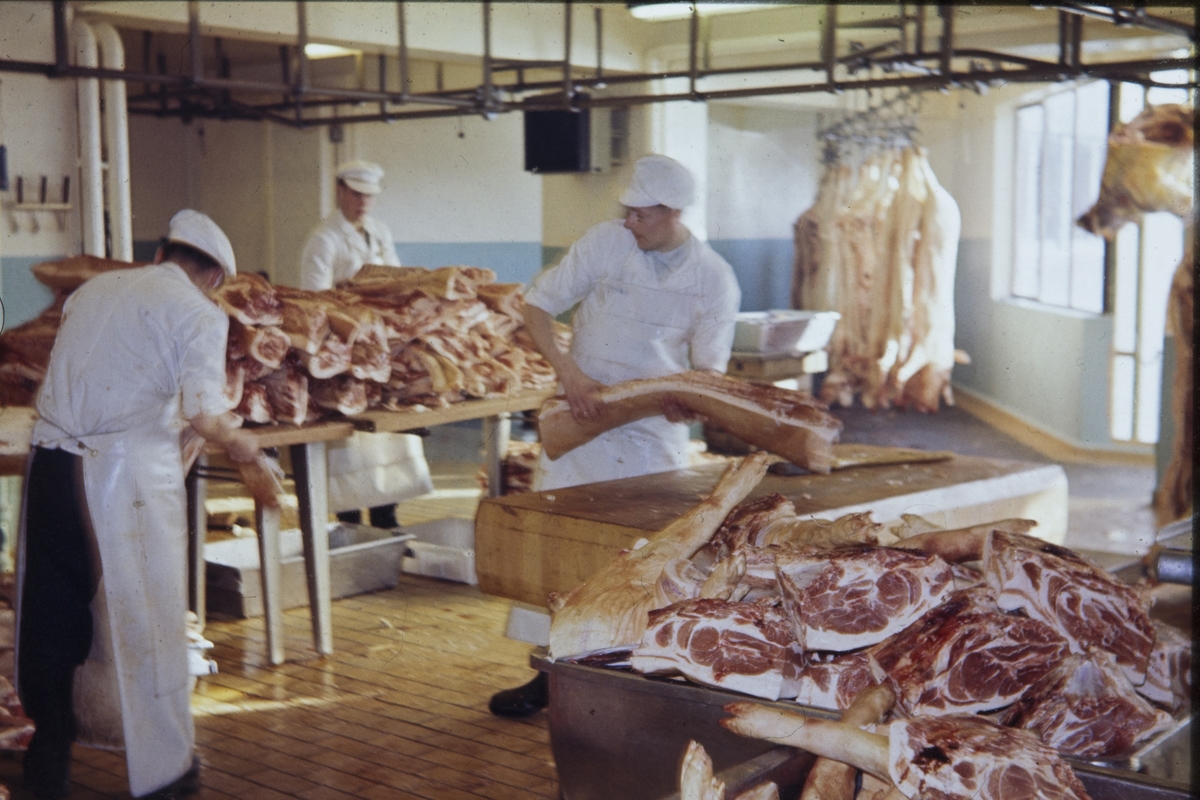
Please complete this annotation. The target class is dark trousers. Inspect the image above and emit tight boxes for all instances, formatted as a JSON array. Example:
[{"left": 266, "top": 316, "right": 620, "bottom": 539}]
[
  {"left": 335, "top": 504, "right": 398, "bottom": 529},
  {"left": 18, "top": 447, "right": 97, "bottom": 796}
]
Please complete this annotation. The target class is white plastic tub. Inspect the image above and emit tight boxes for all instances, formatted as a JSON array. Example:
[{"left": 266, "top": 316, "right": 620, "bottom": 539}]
[
  {"left": 732, "top": 310, "right": 840, "bottom": 354},
  {"left": 402, "top": 518, "right": 478, "bottom": 585}
]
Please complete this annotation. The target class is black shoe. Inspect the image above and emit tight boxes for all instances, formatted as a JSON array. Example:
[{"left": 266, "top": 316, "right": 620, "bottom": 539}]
[
  {"left": 140, "top": 756, "right": 201, "bottom": 799},
  {"left": 23, "top": 738, "right": 71, "bottom": 799},
  {"left": 488, "top": 673, "right": 548, "bottom": 718}
]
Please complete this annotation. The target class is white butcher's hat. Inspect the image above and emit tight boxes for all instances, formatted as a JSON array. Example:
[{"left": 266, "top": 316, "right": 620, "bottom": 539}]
[
  {"left": 167, "top": 209, "right": 236, "bottom": 277},
  {"left": 336, "top": 160, "right": 385, "bottom": 195},
  {"left": 619, "top": 154, "right": 695, "bottom": 210}
]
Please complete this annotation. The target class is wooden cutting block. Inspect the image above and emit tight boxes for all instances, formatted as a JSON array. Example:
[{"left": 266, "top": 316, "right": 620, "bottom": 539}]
[{"left": 475, "top": 454, "right": 1067, "bottom": 608}]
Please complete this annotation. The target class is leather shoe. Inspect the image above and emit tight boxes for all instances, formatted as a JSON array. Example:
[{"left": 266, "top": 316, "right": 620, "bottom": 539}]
[
  {"left": 139, "top": 756, "right": 201, "bottom": 799},
  {"left": 488, "top": 673, "right": 548, "bottom": 718}
]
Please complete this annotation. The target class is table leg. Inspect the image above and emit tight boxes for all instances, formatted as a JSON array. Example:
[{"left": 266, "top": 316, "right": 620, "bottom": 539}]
[
  {"left": 292, "top": 441, "right": 333, "bottom": 657},
  {"left": 256, "top": 500, "right": 285, "bottom": 666},
  {"left": 186, "top": 455, "right": 207, "bottom": 627},
  {"left": 483, "top": 413, "right": 511, "bottom": 499}
]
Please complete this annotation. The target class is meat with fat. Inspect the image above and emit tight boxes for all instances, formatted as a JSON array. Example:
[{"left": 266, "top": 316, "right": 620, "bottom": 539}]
[
  {"left": 791, "top": 650, "right": 878, "bottom": 712},
  {"left": 800, "top": 683, "right": 895, "bottom": 800},
  {"left": 1137, "top": 620, "right": 1192, "bottom": 712},
  {"left": 984, "top": 528, "right": 1155, "bottom": 686},
  {"left": 214, "top": 273, "right": 283, "bottom": 326},
  {"left": 260, "top": 362, "right": 309, "bottom": 426},
  {"left": 630, "top": 598, "right": 805, "bottom": 701},
  {"left": 310, "top": 375, "right": 370, "bottom": 416},
  {"left": 235, "top": 381, "right": 274, "bottom": 424},
  {"left": 539, "top": 371, "right": 841, "bottom": 473},
  {"left": 1001, "top": 650, "right": 1173, "bottom": 759},
  {"left": 776, "top": 545, "right": 954, "bottom": 652}
]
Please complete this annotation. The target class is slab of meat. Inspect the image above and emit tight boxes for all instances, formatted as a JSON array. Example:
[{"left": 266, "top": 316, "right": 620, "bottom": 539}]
[
  {"left": 299, "top": 334, "right": 352, "bottom": 379},
  {"left": 228, "top": 320, "right": 290, "bottom": 371},
  {"left": 631, "top": 598, "right": 805, "bottom": 701},
  {"left": 709, "top": 494, "right": 799, "bottom": 554},
  {"left": 235, "top": 381, "right": 273, "bottom": 424},
  {"left": 720, "top": 703, "right": 1093, "bottom": 800},
  {"left": 984, "top": 529, "right": 1155, "bottom": 686},
  {"left": 348, "top": 316, "right": 391, "bottom": 383},
  {"left": 1001, "top": 650, "right": 1173, "bottom": 759},
  {"left": 344, "top": 265, "right": 485, "bottom": 300},
  {"left": 214, "top": 273, "right": 283, "bottom": 327},
  {"left": 792, "top": 650, "right": 878, "bottom": 711},
  {"left": 278, "top": 295, "right": 331, "bottom": 354},
  {"left": 1138, "top": 620, "right": 1192, "bottom": 712},
  {"left": 310, "top": 375, "right": 370, "bottom": 416},
  {"left": 776, "top": 545, "right": 954, "bottom": 651},
  {"left": 1077, "top": 103, "right": 1193, "bottom": 237},
  {"left": 547, "top": 453, "right": 769, "bottom": 659},
  {"left": 868, "top": 587, "right": 1069, "bottom": 716},
  {"left": 260, "top": 362, "right": 309, "bottom": 426},
  {"left": 30, "top": 254, "right": 144, "bottom": 290},
  {"left": 539, "top": 371, "right": 842, "bottom": 473}
]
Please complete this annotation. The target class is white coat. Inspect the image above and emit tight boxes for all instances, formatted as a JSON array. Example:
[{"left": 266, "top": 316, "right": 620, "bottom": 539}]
[
  {"left": 299, "top": 210, "right": 432, "bottom": 511},
  {"left": 18, "top": 264, "right": 230, "bottom": 797},
  {"left": 524, "top": 220, "right": 740, "bottom": 491}
]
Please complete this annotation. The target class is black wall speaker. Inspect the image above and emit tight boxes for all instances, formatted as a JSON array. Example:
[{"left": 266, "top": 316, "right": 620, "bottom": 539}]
[{"left": 524, "top": 107, "right": 591, "bottom": 174}]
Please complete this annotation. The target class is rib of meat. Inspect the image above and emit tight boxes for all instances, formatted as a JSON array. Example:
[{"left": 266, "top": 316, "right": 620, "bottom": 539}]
[
  {"left": 776, "top": 545, "right": 954, "bottom": 651},
  {"left": 1001, "top": 651, "right": 1173, "bottom": 759},
  {"left": 792, "top": 650, "right": 878, "bottom": 711},
  {"left": 278, "top": 295, "right": 331, "bottom": 354},
  {"left": 261, "top": 362, "right": 309, "bottom": 426},
  {"left": 1138, "top": 620, "right": 1192, "bottom": 712},
  {"left": 1077, "top": 103, "right": 1194, "bottom": 237},
  {"left": 235, "top": 381, "right": 273, "bottom": 423},
  {"left": 547, "top": 453, "right": 770, "bottom": 659},
  {"left": 800, "top": 683, "right": 896, "bottom": 800},
  {"left": 229, "top": 321, "right": 290, "bottom": 371},
  {"left": 984, "top": 529, "right": 1155, "bottom": 686},
  {"left": 30, "top": 254, "right": 143, "bottom": 290},
  {"left": 868, "top": 587, "right": 1069, "bottom": 716},
  {"left": 630, "top": 598, "right": 805, "bottom": 701},
  {"left": 539, "top": 371, "right": 842, "bottom": 473},
  {"left": 214, "top": 273, "right": 283, "bottom": 326},
  {"left": 310, "top": 375, "right": 370, "bottom": 416},
  {"left": 298, "top": 334, "right": 352, "bottom": 379}
]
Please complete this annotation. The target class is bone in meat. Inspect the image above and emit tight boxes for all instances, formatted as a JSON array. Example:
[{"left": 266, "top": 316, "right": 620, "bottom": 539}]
[
  {"left": 868, "top": 587, "right": 1069, "bottom": 716},
  {"left": 278, "top": 295, "right": 331, "bottom": 354},
  {"left": 260, "top": 362, "right": 309, "bottom": 426},
  {"left": 547, "top": 452, "right": 770, "bottom": 659},
  {"left": 310, "top": 375, "right": 370, "bottom": 416},
  {"left": 1137, "top": 620, "right": 1192, "bottom": 712},
  {"left": 539, "top": 371, "right": 841, "bottom": 473},
  {"left": 800, "top": 683, "right": 896, "bottom": 800},
  {"left": 792, "top": 650, "right": 878, "bottom": 712},
  {"left": 776, "top": 545, "right": 954, "bottom": 651},
  {"left": 984, "top": 529, "right": 1155, "bottom": 686},
  {"left": 228, "top": 320, "right": 290, "bottom": 371},
  {"left": 679, "top": 740, "right": 725, "bottom": 800},
  {"left": 897, "top": 518, "right": 1036, "bottom": 563},
  {"left": 299, "top": 334, "right": 352, "bottom": 379},
  {"left": 214, "top": 273, "right": 283, "bottom": 327},
  {"left": 1001, "top": 650, "right": 1173, "bottom": 759},
  {"left": 630, "top": 598, "right": 805, "bottom": 701}
]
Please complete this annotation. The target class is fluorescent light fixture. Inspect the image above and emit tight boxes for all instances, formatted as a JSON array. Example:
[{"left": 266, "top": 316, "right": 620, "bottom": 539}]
[
  {"left": 628, "top": 3, "right": 778, "bottom": 21},
  {"left": 304, "top": 43, "right": 359, "bottom": 59}
]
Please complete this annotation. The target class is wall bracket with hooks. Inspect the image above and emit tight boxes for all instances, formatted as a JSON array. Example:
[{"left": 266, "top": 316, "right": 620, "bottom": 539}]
[{"left": 3, "top": 174, "right": 73, "bottom": 233}]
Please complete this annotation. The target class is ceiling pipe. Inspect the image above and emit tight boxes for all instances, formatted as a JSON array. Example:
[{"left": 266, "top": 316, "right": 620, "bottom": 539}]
[
  {"left": 72, "top": 17, "right": 105, "bottom": 257},
  {"left": 92, "top": 21, "right": 133, "bottom": 261},
  {"left": 562, "top": 2, "right": 572, "bottom": 108},
  {"left": 397, "top": 2, "right": 410, "bottom": 102}
]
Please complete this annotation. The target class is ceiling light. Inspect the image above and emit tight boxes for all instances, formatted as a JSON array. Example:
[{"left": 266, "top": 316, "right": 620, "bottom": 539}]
[
  {"left": 627, "top": 3, "right": 778, "bottom": 22},
  {"left": 304, "top": 43, "right": 359, "bottom": 59}
]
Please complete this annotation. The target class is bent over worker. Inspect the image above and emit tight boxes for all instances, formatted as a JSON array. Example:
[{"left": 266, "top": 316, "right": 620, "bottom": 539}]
[
  {"left": 488, "top": 154, "right": 741, "bottom": 717},
  {"left": 299, "top": 160, "right": 432, "bottom": 528},
  {"left": 16, "top": 210, "right": 259, "bottom": 799}
]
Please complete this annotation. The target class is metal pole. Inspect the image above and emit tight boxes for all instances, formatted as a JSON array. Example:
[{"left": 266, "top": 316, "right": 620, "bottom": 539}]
[
  {"left": 53, "top": 0, "right": 68, "bottom": 75},
  {"left": 1058, "top": 10, "right": 1069, "bottom": 67},
  {"left": 398, "top": 1, "right": 410, "bottom": 101},
  {"left": 594, "top": 5, "right": 604, "bottom": 84},
  {"left": 938, "top": 4, "right": 953, "bottom": 82},
  {"left": 378, "top": 53, "right": 388, "bottom": 118},
  {"left": 822, "top": 4, "right": 837, "bottom": 89},
  {"left": 188, "top": 1, "right": 203, "bottom": 83},
  {"left": 295, "top": 0, "right": 308, "bottom": 123},
  {"left": 1071, "top": 13, "right": 1084, "bottom": 69},
  {"left": 689, "top": 4, "right": 699, "bottom": 97},
  {"left": 562, "top": 1, "right": 572, "bottom": 106},
  {"left": 483, "top": 2, "right": 493, "bottom": 114}
]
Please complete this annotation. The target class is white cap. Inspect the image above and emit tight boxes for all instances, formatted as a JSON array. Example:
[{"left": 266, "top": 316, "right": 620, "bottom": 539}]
[
  {"left": 336, "top": 160, "right": 384, "bottom": 195},
  {"left": 619, "top": 154, "right": 695, "bottom": 210},
  {"left": 167, "top": 209, "right": 236, "bottom": 277}
]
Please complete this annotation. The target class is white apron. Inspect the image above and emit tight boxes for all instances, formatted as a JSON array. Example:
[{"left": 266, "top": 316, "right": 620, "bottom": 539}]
[
  {"left": 326, "top": 431, "right": 433, "bottom": 512},
  {"left": 18, "top": 429, "right": 195, "bottom": 797}
]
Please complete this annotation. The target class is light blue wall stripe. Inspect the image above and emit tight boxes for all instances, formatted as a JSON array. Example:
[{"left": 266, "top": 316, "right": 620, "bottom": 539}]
[
  {"left": 395, "top": 242, "right": 543, "bottom": 287},
  {"left": 1, "top": 256, "right": 57, "bottom": 330},
  {"left": 709, "top": 238, "right": 793, "bottom": 312}
]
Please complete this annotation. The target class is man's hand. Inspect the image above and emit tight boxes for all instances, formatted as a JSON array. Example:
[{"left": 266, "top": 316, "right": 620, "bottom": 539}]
[
  {"left": 190, "top": 412, "right": 259, "bottom": 463},
  {"left": 661, "top": 395, "right": 702, "bottom": 424},
  {"left": 559, "top": 361, "right": 606, "bottom": 422}
]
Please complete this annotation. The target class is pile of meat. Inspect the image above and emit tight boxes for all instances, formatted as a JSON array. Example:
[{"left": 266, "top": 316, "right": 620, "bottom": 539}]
[
  {"left": 791, "top": 147, "right": 963, "bottom": 413},
  {"left": 1078, "top": 102, "right": 1194, "bottom": 527},
  {"left": 549, "top": 460, "right": 1189, "bottom": 776},
  {"left": 215, "top": 265, "right": 559, "bottom": 424}
]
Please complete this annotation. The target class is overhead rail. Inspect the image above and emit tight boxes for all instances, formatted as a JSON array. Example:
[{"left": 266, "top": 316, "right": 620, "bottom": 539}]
[{"left": 0, "top": 1, "right": 1193, "bottom": 128}]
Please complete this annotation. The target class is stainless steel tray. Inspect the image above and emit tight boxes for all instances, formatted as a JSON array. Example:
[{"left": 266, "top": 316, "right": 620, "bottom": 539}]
[{"left": 534, "top": 652, "right": 1191, "bottom": 800}]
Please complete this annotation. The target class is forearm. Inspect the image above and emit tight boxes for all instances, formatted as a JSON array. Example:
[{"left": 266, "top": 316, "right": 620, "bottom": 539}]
[
  {"left": 524, "top": 304, "right": 578, "bottom": 377},
  {"left": 190, "top": 412, "right": 259, "bottom": 462}
]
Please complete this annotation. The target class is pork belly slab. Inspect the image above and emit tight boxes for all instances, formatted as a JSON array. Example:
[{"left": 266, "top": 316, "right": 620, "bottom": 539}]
[
  {"left": 984, "top": 529, "right": 1155, "bottom": 686},
  {"left": 869, "top": 588, "right": 1069, "bottom": 716},
  {"left": 631, "top": 598, "right": 804, "bottom": 701},
  {"left": 776, "top": 545, "right": 954, "bottom": 652},
  {"left": 1002, "top": 651, "right": 1173, "bottom": 759}
]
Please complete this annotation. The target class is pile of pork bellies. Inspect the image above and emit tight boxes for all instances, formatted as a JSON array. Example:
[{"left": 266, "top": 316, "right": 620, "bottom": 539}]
[
  {"left": 215, "top": 264, "right": 564, "bottom": 425},
  {"left": 548, "top": 453, "right": 1190, "bottom": 765}
]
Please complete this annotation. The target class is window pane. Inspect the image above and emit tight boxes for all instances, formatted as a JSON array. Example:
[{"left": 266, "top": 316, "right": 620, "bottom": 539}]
[
  {"left": 1118, "top": 82, "right": 1145, "bottom": 123},
  {"left": 1138, "top": 212, "right": 1183, "bottom": 357},
  {"left": 1147, "top": 69, "right": 1190, "bottom": 106},
  {"left": 1112, "top": 224, "right": 1140, "bottom": 354},
  {"left": 1135, "top": 354, "right": 1162, "bottom": 443},
  {"left": 1110, "top": 353, "right": 1136, "bottom": 441},
  {"left": 1037, "top": 91, "right": 1075, "bottom": 307},
  {"left": 1012, "top": 104, "right": 1044, "bottom": 298},
  {"left": 1070, "top": 82, "right": 1109, "bottom": 313}
]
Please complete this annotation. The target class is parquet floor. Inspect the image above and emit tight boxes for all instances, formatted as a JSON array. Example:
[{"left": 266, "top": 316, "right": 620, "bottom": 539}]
[{"left": 1, "top": 461, "right": 559, "bottom": 800}]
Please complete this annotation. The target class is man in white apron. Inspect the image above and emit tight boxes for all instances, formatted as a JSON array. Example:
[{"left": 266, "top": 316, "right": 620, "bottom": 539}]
[
  {"left": 16, "top": 210, "right": 260, "bottom": 799},
  {"left": 488, "top": 155, "right": 741, "bottom": 717},
  {"left": 299, "top": 160, "right": 432, "bottom": 528}
]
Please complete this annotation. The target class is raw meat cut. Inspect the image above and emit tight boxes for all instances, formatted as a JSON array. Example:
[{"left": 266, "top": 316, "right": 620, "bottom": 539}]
[
  {"left": 776, "top": 545, "right": 954, "bottom": 651},
  {"left": 897, "top": 518, "right": 1035, "bottom": 563},
  {"left": 984, "top": 529, "right": 1155, "bottom": 686},
  {"left": 538, "top": 371, "right": 842, "bottom": 473},
  {"left": 235, "top": 381, "right": 273, "bottom": 423},
  {"left": 1001, "top": 651, "right": 1173, "bottom": 759},
  {"left": 630, "top": 598, "right": 804, "bottom": 701},
  {"left": 278, "top": 295, "right": 331, "bottom": 354},
  {"left": 310, "top": 375, "right": 370, "bottom": 416},
  {"left": 30, "top": 254, "right": 143, "bottom": 290},
  {"left": 792, "top": 650, "right": 878, "bottom": 711},
  {"left": 299, "top": 334, "right": 352, "bottom": 380},
  {"left": 260, "top": 362, "right": 309, "bottom": 427},
  {"left": 229, "top": 321, "right": 290, "bottom": 370},
  {"left": 679, "top": 740, "right": 725, "bottom": 800},
  {"left": 214, "top": 273, "right": 283, "bottom": 326},
  {"left": 800, "top": 683, "right": 895, "bottom": 800},
  {"left": 547, "top": 453, "right": 769, "bottom": 659},
  {"left": 868, "top": 587, "right": 1069, "bottom": 716},
  {"left": 1137, "top": 620, "right": 1192, "bottom": 712}
]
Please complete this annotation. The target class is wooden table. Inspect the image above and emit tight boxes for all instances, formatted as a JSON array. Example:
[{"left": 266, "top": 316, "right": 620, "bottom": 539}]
[{"left": 475, "top": 454, "right": 1068, "bottom": 607}]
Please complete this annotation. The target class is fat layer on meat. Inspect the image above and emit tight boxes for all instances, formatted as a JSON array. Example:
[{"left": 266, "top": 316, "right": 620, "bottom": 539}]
[
  {"left": 791, "top": 650, "right": 878, "bottom": 711},
  {"left": 1138, "top": 619, "right": 1192, "bottom": 712}
]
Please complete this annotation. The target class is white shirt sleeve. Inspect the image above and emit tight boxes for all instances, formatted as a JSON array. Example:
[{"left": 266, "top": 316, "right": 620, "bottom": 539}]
[
  {"left": 688, "top": 258, "right": 741, "bottom": 373},
  {"left": 300, "top": 228, "right": 337, "bottom": 291},
  {"left": 372, "top": 219, "right": 400, "bottom": 266},
  {"left": 179, "top": 305, "right": 233, "bottom": 419},
  {"left": 524, "top": 223, "right": 610, "bottom": 315}
]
